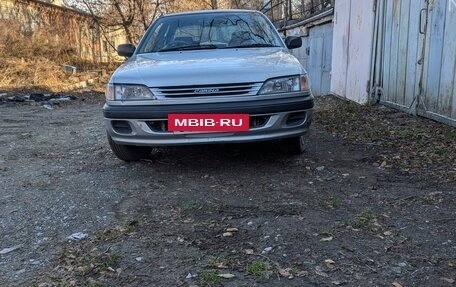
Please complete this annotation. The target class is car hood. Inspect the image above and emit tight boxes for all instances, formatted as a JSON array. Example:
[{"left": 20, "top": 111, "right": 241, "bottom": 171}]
[{"left": 111, "top": 48, "right": 304, "bottom": 87}]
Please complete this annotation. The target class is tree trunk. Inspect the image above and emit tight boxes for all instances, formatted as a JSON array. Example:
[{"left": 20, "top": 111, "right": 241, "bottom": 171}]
[
  {"left": 112, "top": 1, "right": 134, "bottom": 43},
  {"left": 288, "top": 0, "right": 292, "bottom": 20}
]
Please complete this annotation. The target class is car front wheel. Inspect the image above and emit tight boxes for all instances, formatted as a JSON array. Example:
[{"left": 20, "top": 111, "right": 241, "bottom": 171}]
[
  {"left": 107, "top": 134, "right": 151, "bottom": 161},
  {"left": 282, "top": 135, "right": 307, "bottom": 154}
]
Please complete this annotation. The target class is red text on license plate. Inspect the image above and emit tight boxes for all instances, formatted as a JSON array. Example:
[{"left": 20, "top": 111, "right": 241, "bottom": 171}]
[{"left": 168, "top": 114, "right": 249, "bottom": 132}]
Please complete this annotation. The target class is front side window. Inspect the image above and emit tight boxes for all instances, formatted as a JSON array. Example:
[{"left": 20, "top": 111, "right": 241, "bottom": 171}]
[{"left": 138, "top": 12, "right": 284, "bottom": 53}]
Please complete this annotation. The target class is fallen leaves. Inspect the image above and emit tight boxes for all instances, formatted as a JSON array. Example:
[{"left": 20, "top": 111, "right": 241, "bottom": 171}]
[
  {"left": 217, "top": 273, "right": 235, "bottom": 279},
  {"left": 316, "top": 95, "right": 456, "bottom": 181},
  {"left": 320, "top": 236, "right": 333, "bottom": 242},
  {"left": 324, "top": 259, "right": 336, "bottom": 269},
  {"left": 106, "top": 267, "right": 115, "bottom": 272},
  {"left": 315, "top": 269, "right": 329, "bottom": 278},
  {"left": 0, "top": 244, "right": 23, "bottom": 255},
  {"left": 441, "top": 277, "right": 455, "bottom": 284},
  {"left": 383, "top": 231, "right": 393, "bottom": 236},
  {"left": 243, "top": 249, "right": 254, "bottom": 255},
  {"left": 278, "top": 268, "right": 293, "bottom": 279},
  {"left": 222, "top": 227, "right": 239, "bottom": 237},
  {"left": 214, "top": 262, "right": 228, "bottom": 269},
  {"left": 225, "top": 227, "right": 238, "bottom": 232}
]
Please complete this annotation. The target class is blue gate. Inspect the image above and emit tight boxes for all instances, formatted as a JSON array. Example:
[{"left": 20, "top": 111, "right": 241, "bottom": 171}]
[
  {"left": 374, "top": 0, "right": 456, "bottom": 126},
  {"left": 291, "top": 22, "right": 333, "bottom": 96}
]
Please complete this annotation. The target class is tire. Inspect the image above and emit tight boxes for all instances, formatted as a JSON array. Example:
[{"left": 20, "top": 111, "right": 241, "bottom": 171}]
[
  {"left": 282, "top": 135, "right": 306, "bottom": 155},
  {"left": 107, "top": 134, "right": 151, "bottom": 162}
]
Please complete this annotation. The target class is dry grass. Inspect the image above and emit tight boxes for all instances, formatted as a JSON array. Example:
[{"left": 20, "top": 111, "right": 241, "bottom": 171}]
[
  {"left": 0, "top": 20, "right": 112, "bottom": 91},
  {"left": 0, "top": 57, "right": 69, "bottom": 91},
  {"left": 0, "top": 21, "right": 73, "bottom": 91},
  {"left": 0, "top": 20, "right": 76, "bottom": 63}
]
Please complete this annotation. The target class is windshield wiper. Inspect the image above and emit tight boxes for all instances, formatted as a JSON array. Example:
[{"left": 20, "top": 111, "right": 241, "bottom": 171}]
[
  {"left": 223, "top": 43, "right": 280, "bottom": 49},
  {"left": 159, "top": 44, "right": 218, "bottom": 52}
]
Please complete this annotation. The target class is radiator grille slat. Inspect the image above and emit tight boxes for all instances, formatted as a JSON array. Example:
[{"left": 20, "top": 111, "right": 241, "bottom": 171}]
[{"left": 151, "top": 82, "right": 262, "bottom": 98}]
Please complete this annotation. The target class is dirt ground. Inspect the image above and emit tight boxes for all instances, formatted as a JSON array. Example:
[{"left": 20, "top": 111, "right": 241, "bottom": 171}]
[{"left": 0, "top": 91, "right": 455, "bottom": 287}]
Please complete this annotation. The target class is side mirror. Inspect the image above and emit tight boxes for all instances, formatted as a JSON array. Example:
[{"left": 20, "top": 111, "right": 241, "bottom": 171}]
[
  {"left": 285, "top": 36, "right": 302, "bottom": 50},
  {"left": 117, "top": 43, "right": 136, "bottom": 57}
]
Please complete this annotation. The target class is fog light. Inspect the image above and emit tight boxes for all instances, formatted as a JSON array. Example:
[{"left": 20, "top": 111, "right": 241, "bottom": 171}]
[
  {"left": 286, "top": 112, "right": 306, "bottom": 126},
  {"left": 112, "top": 120, "right": 132, "bottom": 134}
]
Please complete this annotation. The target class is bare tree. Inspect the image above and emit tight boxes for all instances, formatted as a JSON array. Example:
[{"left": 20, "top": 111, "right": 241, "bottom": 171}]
[
  {"left": 68, "top": 0, "right": 231, "bottom": 46},
  {"left": 74, "top": 0, "right": 164, "bottom": 44}
]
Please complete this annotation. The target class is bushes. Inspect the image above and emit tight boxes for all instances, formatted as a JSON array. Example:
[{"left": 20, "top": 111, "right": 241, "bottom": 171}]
[
  {"left": 0, "top": 20, "right": 74, "bottom": 90},
  {"left": 0, "top": 57, "right": 68, "bottom": 90},
  {"left": 0, "top": 20, "right": 77, "bottom": 63},
  {"left": 0, "top": 20, "right": 118, "bottom": 90}
]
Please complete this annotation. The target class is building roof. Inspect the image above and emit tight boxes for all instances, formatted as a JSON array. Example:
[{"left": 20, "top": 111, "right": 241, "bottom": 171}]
[{"left": 19, "top": 0, "right": 94, "bottom": 18}]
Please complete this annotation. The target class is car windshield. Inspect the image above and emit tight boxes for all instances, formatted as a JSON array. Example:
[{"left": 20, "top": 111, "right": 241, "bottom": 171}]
[{"left": 138, "top": 12, "right": 283, "bottom": 53}]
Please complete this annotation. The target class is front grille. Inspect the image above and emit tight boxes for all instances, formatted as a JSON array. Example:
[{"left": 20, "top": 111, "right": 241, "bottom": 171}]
[{"left": 151, "top": 82, "right": 262, "bottom": 98}]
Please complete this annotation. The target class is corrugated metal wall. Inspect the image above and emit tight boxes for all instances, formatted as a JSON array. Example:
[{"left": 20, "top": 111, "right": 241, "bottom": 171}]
[
  {"left": 307, "top": 24, "right": 333, "bottom": 97},
  {"left": 290, "top": 23, "right": 333, "bottom": 96},
  {"left": 376, "top": 0, "right": 424, "bottom": 113},
  {"left": 421, "top": 0, "right": 456, "bottom": 126},
  {"left": 375, "top": 0, "right": 456, "bottom": 126}
]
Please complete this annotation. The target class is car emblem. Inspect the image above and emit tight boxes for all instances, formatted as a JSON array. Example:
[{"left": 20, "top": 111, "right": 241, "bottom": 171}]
[{"left": 194, "top": 88, "right": 219, "bottom": 94}]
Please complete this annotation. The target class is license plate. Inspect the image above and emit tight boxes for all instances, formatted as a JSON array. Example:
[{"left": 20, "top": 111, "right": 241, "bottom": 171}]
[{"left": 168, "top": 114, "right": 249, "bottom": 132}]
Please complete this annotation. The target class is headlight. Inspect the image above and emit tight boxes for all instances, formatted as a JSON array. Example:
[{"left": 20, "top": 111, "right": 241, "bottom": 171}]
[
  {"left": 106, "top": 84, "right": 114, "bottom": 100},
  {"left": 107, "top": 84, "right": 156, "bottom": 101},
  {"left": 258, "top": 75, "right": 310, "bottom": 95}
]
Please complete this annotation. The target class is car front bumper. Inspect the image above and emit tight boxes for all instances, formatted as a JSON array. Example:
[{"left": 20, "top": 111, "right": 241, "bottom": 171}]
[{"left": 103, "top": 95, "right": 314, "bottom": 147}]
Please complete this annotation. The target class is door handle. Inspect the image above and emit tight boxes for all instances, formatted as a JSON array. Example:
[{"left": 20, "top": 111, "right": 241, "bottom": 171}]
[{"left": 419, "top": 8, "right": 428, "bottom": 34}]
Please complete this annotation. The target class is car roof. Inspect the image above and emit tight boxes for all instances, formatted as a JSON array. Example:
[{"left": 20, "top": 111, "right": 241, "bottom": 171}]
[{"left": 161, "top": 9, "right": 262, "bottom": 18}]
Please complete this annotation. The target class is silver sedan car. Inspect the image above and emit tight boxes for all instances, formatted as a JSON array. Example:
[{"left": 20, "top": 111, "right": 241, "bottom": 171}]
[{"left": 104, "top": 9, "right": 313, "bottom": 161}]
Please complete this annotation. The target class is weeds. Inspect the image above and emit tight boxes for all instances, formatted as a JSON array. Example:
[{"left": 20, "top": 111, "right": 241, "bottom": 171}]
[
  {"left": 430, "top": 254, "right": 440, "bottom": 265},
  {"left": 182, "top": 251, "right": 202, "bottom": 262},
  {"left": 245, "top": 261, "right": 270, "bottom": 278},
  {"left": 318, "top": 227, "right": 335, "bottom": 237},
  {"left": 100, "top": 252, "right": 121, "bottom": 270},
  {"left": 147, "top": 238, "right": 162, "bottom": 248},
  {"left": 0, "top": 21, "right": 118, "bottom": 91},
  {"left": 443, "top": 127, "right": 456, "bottom": 140},
  {"left": 330, "top": 197, "right": 342, "bottom": 208},
  {"left": 181, "top": 200, "right": 200, "bottom": 211},
  {"left": 0, "top": 58, "right": 68, "bottom": 90},
  {"left": 200, "top": 271, "right": 221, "bottom": 286},
  {"left": 352, "top": 208, "right": 375, "bottom": 229}
]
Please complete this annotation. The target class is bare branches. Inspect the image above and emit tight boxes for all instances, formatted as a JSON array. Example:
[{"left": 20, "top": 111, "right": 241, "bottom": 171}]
[{"left": 69, "top": 0, "right": 231, "bottom": 45}]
